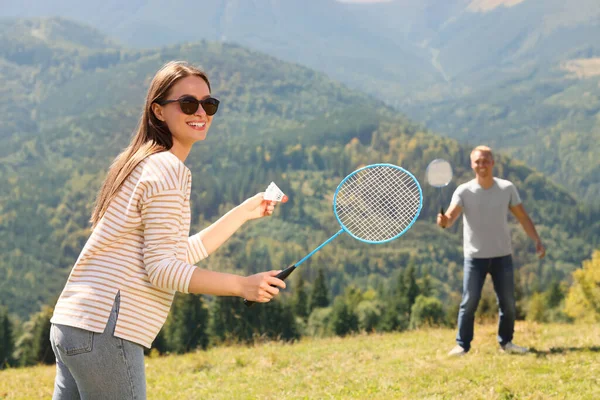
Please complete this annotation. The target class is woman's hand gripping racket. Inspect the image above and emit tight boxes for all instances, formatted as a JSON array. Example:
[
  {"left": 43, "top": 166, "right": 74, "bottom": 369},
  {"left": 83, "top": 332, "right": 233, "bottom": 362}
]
[
  {"left": 425, "top": 159, "right": 453, "bottom": 229},
  {"left": 244, "top": 163, "right": 423, "bottom": 307}
]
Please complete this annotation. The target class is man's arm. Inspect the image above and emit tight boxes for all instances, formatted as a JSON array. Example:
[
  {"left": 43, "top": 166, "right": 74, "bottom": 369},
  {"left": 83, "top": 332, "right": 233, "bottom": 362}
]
[
  {"left": 437, "top": 203, "right": 462, "bottom": 229},
  {"left": 510, "top": 203, "right": 545, "bottom": 258}
]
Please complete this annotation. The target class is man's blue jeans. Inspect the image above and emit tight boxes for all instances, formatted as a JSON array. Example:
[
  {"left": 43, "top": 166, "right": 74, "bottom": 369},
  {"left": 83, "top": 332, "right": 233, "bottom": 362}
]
[{"left": 456, "top": 254, "right": 516, "bottom": 351}]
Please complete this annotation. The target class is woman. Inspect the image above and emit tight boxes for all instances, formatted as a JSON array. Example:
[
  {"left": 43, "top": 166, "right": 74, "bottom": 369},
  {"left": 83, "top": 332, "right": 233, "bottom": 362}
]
[{"left": 49, "top": 60, "right": 286, "bottom": 399}]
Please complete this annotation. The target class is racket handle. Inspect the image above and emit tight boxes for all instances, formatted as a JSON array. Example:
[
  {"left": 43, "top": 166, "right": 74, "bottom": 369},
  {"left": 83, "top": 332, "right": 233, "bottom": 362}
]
[
  {"left": 243, "top": 264, "right": 297, "bottom": 307},
  {"left": 440, "top": 206, "right": 446, "bottom": 229}
]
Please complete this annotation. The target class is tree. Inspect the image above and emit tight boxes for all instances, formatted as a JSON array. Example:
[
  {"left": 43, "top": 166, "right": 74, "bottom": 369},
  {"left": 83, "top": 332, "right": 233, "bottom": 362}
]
[
  {"left": 291, "top": 275, "right": 309, "bottom": 319},
  {"left": 13, "top": 306, "right": 54, "bottom": 366},
  {"left": 409, "top": 295, "right": 446, "bottom": 329},
  {"left": 565, "top": 250, "right": 600, "bottom": 322},
  {"left": 32, "top": 307, "right": 54, "bottom": 365},
  {"left": 420, "top": 273, "right": 432, "bottom": 297},
  {"left": 356, "top": 300, "right": 381, "bottom": 333},
  {"left": 306, "top": 307, "right": 333, "bottom": 337},
  {"left": 475, "top": 286, "right": 498, "bottom": 323},
  {"left": 163, "top": 293, "right": 209, "bottom": 354},
  {"left": 209, "top": 297, "right": 244, "bottom": 344},
  {"left": 378, "top": 269, "right": 410, "bottom": 332},
  {"left": 0, "top": 307, "right": 14, "bottom": 368},
  {"left": 209, "top": 296, "right": 299, "bottom": 344},
  {"left": 260, "top": 299, "right": 300, "bottom": 342},
  {"left": 403, "top": 263, "right": 420, "bottom": 316},
  {"left": 309, "top": 268, "right": 329, "bottom": 312},
  {"left": 526, "top": 292, "right": 546, "bottom": 323},
  {"left": 147, "top": 329, "right": 168, "bottom": 356},
  {"left": 329, "top": 297, "right": 358, "bottom": 336},
  {"left": 545, "top": 280, "right": 564, "bottom": 309}
]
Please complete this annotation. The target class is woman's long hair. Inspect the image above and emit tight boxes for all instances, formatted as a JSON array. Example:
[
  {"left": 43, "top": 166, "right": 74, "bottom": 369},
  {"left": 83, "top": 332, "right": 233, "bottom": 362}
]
[{"left": 90, "top": 61, "right": 211, "bottom": 228}]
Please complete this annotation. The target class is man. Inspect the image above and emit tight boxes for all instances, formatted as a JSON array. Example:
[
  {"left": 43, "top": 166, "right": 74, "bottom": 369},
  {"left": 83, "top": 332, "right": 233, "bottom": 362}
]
[{"left": 437, "top": 145, "right": 545, "bottom": 356}]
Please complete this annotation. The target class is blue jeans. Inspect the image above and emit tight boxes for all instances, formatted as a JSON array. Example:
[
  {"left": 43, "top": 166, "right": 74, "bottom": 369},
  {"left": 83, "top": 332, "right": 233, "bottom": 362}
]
[
  {"left": 49, "top": 294, "right": 146, "bottom": 399},
  {"left": 456, "top": 255, "right": 516, "bottom": 351}
]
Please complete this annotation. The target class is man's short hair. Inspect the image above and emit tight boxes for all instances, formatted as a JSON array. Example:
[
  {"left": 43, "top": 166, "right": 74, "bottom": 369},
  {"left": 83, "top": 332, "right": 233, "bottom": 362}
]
[{"left": 471, "top": 145, "right": 494, "bottom": 160}]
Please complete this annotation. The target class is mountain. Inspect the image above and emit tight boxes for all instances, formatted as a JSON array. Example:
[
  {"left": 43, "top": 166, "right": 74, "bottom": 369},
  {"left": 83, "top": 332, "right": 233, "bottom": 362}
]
[
  {"left": 397, "top": 0, "right": 600, "bottom": 202},
  {"left": 0, "top": 17, "right": 598, "bottom": 319},
  {"left": 1, "top": 0, "right": 598, "bottom": 203},
  {"left": 0, "top": 1, "right": 439, "bottom": 99}
]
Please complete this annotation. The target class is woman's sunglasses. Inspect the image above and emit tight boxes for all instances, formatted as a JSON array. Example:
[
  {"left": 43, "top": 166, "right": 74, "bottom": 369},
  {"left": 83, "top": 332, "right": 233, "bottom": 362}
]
[{"left": 155, "top": 95, "right": 220, "bottom": 116}]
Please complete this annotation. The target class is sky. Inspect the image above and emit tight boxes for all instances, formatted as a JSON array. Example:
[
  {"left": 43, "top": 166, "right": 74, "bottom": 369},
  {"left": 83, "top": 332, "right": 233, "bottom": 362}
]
[{"left": 336, "top": 0, "right": 393, "bottom": 3}]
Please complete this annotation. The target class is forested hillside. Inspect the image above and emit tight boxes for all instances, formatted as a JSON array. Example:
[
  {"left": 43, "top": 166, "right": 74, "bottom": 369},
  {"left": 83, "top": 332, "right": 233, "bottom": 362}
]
[
  {"left": 2, "top": 1, "right": 600, "bottom": 200},
  {"left": 1, "top": 18, "right": 598, "bottom": 322}
]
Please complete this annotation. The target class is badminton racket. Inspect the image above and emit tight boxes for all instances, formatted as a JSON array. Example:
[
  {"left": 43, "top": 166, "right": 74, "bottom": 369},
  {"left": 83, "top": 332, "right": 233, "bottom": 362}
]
[
  {"left": 244, "top": 163, "right": 423, "bottom": 306},
  {"left": 425, "top": 158, "right": 453, "bottom": 221}
]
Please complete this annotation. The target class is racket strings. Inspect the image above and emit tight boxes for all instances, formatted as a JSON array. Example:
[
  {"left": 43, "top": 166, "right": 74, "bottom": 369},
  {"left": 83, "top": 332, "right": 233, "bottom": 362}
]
[
  {"left": 337, "top": 182, "right": 416, "bottom": 241},
  {"left": 335, "top": 166, "right": 421, "bottom": 242},
  {"left": 344, "top": 172, "right": 416, "bottom": 234}
]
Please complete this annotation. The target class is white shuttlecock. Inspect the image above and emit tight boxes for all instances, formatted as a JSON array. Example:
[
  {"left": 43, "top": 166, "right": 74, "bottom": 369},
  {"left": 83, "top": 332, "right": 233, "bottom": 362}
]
[{"left": 264, "top": 182, "right": 288, "bottom": 203}]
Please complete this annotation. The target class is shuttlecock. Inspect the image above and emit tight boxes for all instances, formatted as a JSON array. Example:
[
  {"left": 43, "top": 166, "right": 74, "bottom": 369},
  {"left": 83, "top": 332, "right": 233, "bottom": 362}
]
[{"left": 264, "top": 182, "right": 288, "bottom": 203}]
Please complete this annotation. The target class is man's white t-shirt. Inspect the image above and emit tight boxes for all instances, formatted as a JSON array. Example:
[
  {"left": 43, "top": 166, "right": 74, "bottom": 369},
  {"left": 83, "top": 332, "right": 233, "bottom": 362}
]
[{"left": 450, "top": 178, "right": 522, "bottom": 258}]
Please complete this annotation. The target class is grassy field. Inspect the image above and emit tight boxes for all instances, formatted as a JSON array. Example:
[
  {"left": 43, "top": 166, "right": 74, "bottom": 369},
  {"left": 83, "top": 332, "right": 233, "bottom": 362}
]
[{"left": 1, "top": 322, "right": 599, "bottom": 399}]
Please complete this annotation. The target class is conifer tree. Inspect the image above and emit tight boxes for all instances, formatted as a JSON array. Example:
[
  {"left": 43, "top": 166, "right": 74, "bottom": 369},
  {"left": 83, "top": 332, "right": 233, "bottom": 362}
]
[{"left": 309, "top": 268, "right": 329, "bottom": 312}]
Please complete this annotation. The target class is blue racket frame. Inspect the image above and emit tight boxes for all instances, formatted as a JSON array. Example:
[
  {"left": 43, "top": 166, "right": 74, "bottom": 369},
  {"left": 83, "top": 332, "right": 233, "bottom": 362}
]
[{"left": 334, "top": 163, "right": 423, "bottom": 244}]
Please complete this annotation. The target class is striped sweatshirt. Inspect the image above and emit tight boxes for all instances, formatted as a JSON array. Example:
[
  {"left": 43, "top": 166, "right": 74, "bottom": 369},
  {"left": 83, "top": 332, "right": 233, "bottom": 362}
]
[{"left": 51, "top": 151, "right": 208, "bottom": 348}]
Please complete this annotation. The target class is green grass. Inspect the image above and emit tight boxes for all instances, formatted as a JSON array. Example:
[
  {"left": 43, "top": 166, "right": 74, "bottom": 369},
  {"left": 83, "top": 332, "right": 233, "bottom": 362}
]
[{"left": 1, "top": 322, "right": 599, "bottom": 399}]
